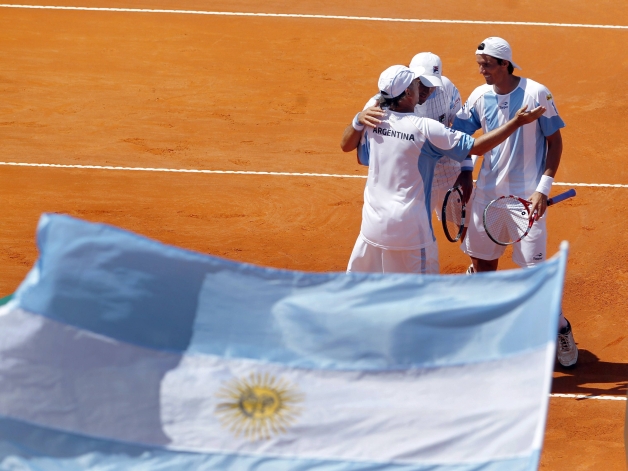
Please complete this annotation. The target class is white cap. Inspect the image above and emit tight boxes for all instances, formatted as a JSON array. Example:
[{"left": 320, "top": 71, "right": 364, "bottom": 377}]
[
  {"left": 409, "top": 52, "right": 444, "bottom": 87},
  {"left": 378, "top": 65, "right": 421, "bottom": 99},
  {"left": 475, "top": 37, "right": 521, "bottom": 70}
]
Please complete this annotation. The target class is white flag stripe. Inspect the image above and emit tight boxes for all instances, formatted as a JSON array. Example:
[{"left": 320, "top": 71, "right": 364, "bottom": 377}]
[{"left": 162, "top": 348, "right": 551, "bottom": 464}]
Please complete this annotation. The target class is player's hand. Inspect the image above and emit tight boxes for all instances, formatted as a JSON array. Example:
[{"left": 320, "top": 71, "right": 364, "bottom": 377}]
[
  {"left": 454, "top": 170, "right": 474, "bottom": 205},
  {"left": 528, "top": 191, "right": 548, "bottom": 221},
  {"left": 514, "top": 104, "right": 546, "bottom": 126},
  {"left": 358, "top": 106, "right": 385, "bottom": 128}
]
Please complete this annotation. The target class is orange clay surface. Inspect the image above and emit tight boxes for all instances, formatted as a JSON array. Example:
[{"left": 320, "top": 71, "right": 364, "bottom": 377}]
[{"left": 0, "top": 2, "right": 627, "bottom": 469}]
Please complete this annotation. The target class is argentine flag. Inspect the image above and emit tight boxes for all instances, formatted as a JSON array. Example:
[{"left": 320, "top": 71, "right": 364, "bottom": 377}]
[{"left": 0, "top": 214, "right": 566, "bottom": 470}]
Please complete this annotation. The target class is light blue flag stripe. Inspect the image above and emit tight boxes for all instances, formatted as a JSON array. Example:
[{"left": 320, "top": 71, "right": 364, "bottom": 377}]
[
  {"left": 15, "top": 214, "right": 565, "bottom": 370},
  {"left": 190, "top": 259, "right": 561, "bottom": 370},
  {"left": 0, "top": 415, "right": 540, "bottom": 471}
]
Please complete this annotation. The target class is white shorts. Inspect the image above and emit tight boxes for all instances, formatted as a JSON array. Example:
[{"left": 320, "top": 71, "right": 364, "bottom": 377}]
[
  {"left": 461, "top": 197, "right": 547, "bottom": 268},
  {"left": 347, "top": 236, "right": 439, "bottom": 274}
]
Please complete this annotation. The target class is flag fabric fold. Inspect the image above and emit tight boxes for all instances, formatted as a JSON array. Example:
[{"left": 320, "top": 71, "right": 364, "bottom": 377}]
[{"left": 0, "top": 214, "right": 567, "bottom": 470}]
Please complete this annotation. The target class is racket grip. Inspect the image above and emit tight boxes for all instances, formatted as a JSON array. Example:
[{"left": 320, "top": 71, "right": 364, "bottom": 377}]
[{"left": 548, "top": 188, "right": 576, "bottom": 206}]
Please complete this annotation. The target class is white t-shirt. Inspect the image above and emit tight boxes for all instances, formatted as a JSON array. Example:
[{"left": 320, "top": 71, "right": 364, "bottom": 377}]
[
  {"left": 358, "top": 110, "right": 475, "bottom": 250},
  {"left": 452, "top": 77, "right": 565, "bottom": 204},
  {"left": 360, "top": 76, "right": 463, "bottom": 190}
]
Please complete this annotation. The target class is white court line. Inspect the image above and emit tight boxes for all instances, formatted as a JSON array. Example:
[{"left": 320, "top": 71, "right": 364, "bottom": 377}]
[
  {"left": 1, "top": 161, "right": 627, "bottom": 188},
  {"left": 550, "top": 393, "right": 626, "bottom": 401},
  {"left": 0, "top": 4, "right": 627, "bottom": 29},
  {"left": 0, "top": 161, "right": 367, "bottom": 179}
]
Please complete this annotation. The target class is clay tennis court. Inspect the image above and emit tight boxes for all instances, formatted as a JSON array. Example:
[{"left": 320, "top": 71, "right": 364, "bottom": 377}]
[{"left": 0, "top": 1, "right": 626, "bottom": 469}]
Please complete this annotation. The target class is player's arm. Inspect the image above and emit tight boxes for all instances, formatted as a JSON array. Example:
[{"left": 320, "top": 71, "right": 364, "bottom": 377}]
[
  {"left": 340, "top": 107, "right": 385, "bottom": 152},
  {"left": 453, "top": 165, "right": 474, "bottom": 205},
  {"left": 528, "top": 129, "right": 563, "bottom": 219},
  {"left": 420, "top": 106, "right": 545, "bottom": 181},
  {"left": 470, "top": 105, "right": 546, "bottom": 155},
  {"left": 420, "top": 106, "right": 544, "bottom": 167}
]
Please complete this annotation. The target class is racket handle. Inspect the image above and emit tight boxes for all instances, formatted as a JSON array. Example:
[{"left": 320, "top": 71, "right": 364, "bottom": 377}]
[{"left": 548, "top": 188, "right": 576, "bottom": 206}]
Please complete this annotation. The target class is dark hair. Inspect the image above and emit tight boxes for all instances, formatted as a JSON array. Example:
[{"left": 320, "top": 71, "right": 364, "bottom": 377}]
[
  {"left": 477, "top": 42, "right": 514, "bottom": 74},
  {"left": 496, "top": 58, "right": 514, "bottom": 74},
  {"left": 378, "top": 90, "right": 407, "bottom": 109}
]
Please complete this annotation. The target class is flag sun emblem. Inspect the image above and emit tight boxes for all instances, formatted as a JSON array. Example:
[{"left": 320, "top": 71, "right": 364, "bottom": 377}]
[{"left": 215, "top": 372, "right": 304, "bottom": 441}]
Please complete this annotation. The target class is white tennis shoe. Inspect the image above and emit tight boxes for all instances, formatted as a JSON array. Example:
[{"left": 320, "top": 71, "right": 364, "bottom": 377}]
[
  {"left": 465, "top": 264, "right": 475, "bottom": 275},
  {"left": 556, "top": 320, "right": 578, "bottom": 367}
]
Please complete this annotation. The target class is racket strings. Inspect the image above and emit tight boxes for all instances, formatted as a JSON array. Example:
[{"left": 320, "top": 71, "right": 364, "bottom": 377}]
[
  {"left": 484, "top": 198, "right": 530, "bottom": 244},
  {"left": 444, "top": 193, "right": 463, "bottom": 233},
  {"left": 442, "top": 189, "right": 464, "bottom": 242}
]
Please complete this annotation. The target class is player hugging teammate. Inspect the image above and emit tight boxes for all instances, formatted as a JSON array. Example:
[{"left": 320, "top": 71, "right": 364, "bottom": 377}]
[{"left": 340, "top": 40, "right": 578, "bottom": 367}]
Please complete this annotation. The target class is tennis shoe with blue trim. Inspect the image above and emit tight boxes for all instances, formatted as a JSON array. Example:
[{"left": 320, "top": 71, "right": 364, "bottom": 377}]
[{"left": 556, "top": 320, "right": 578, "bottom": 367}]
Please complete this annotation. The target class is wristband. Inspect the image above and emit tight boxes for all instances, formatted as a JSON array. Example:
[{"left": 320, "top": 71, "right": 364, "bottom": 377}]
[
  {"left": 352, "top": 113, "right": 365, "bottom": 131},
  {"left": 535, "top": 175, "right": 553, "bottom": 196},
  {"left": 461, "top": 156, "right": 474, "bottom": 171}
]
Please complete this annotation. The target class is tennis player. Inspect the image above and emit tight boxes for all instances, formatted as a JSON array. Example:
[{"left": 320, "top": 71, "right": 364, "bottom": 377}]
[
  {"left": 451, "top": 37, "right": 578, "bottom": 367},
  {"left": 340, "top": 65, "right": 545, "bottom": 275},
  {"left": 346, "top": 52, "right": 474, "bottom": 213}
]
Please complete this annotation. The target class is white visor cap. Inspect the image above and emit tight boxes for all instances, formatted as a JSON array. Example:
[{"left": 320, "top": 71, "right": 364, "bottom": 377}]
[
  {"left": 475, "top": 37, "right": 521, "bottom": 70},
  {"left": 378, "top": 65, "right": 420, "bottom": 100},
  {"left": 409, "top": 52, "right": 444, "bottom": 88}
]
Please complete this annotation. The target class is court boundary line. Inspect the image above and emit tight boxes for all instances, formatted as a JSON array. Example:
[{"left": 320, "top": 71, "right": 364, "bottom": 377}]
[
  {"left": 550, "top": 393, "right": 626, "bottom": 401},
  {"left": 1, "top": 4, "right": 627, "bottom": 29},
  {"left": 1, "top": 162, "right": 627, "bottom": 188},
  {"left": 2, "top": 160, "right": 628, "bottom": 403}
]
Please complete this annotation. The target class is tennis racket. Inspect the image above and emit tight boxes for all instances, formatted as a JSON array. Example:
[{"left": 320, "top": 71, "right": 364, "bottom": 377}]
[
  {"left": 483, "top": 188, "right": 576, "bottom": 246},
  {"left": 441, "top": 186, "right": 466, "bottom": 242}
]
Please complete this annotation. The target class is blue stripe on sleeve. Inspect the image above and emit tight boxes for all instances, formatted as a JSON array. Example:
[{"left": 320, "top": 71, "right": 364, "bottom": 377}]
[
  {"left": 357, "top": 131, "right": 370, "bottom": 166},
  {"left": 538, "top": 114, "right": 565, "bottom": 137}
]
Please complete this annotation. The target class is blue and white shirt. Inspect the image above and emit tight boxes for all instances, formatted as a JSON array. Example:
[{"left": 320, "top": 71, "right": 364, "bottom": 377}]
[
  {"left": 452, "top": 78, "right": 565, "bottom": 204},
  {"left": 357, "top": 111, "right": 474, "bottom": 250},
  {"left": 411, "top": 76, "right": 463, "bottom": 190}
]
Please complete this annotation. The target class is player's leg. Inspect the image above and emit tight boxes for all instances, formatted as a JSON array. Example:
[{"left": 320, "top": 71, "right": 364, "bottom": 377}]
[
  {"left": 347, "top": 236, "right": 384, "bottom": 273},
  {"left": 470, "top": 256, "right": 498, "bottom": 272},
  {"left": 461, "top": 197, "right": 505, "bottom": 273},
  {"left": 382, "top": 242, "right": 439, "bottom": 274},
  {"left": 513, "top": 217, "right": 578, "bottom": 367}
]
